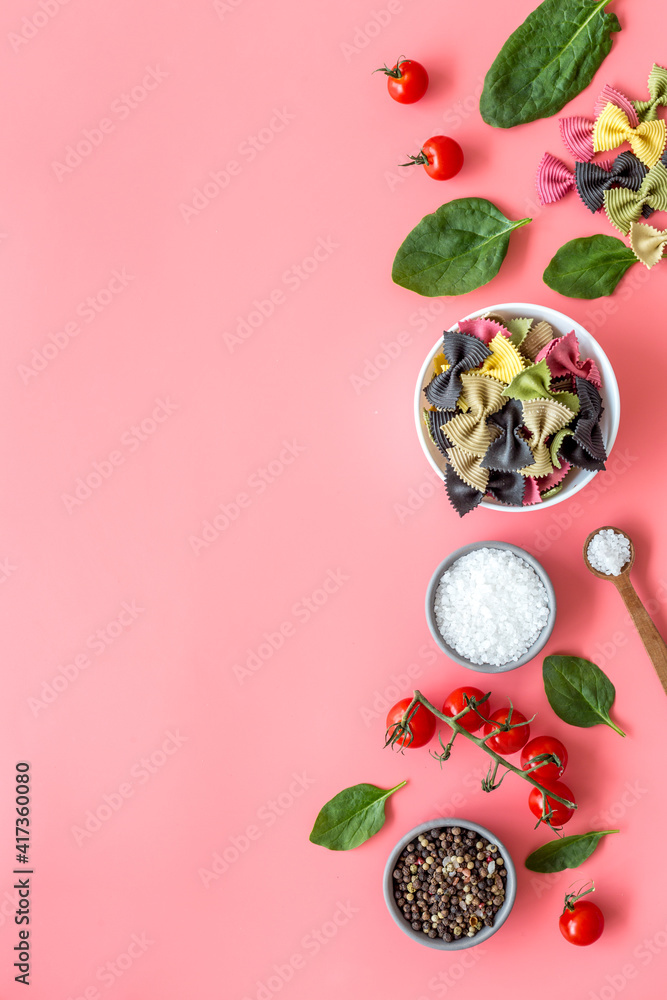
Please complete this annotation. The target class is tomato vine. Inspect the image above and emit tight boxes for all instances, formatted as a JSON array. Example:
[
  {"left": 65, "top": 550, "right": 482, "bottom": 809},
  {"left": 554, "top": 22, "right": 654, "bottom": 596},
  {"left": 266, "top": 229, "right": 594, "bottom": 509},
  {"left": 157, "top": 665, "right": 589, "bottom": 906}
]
[{"left": 385, "top": 689, "right": 577, "bottom": 832}]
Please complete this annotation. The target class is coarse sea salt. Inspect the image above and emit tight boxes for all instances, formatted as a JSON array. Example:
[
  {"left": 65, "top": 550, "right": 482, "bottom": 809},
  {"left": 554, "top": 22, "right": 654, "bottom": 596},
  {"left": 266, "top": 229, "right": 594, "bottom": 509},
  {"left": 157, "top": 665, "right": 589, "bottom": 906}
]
[
  {"left": 433, "top": 547, "right": 550, "bottom": 666},
  {"left": 587, "top": 528, "right": 631, "bottom": 576}
]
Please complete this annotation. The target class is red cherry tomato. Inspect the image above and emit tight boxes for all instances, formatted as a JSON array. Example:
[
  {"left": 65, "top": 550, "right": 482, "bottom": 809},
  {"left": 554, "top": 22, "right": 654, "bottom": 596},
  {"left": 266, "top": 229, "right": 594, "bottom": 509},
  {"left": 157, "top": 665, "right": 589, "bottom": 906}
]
[
  {"left": 376, "top": 58, "right": 429, "bottom": 104},
  {"left": 422, "top": 136, "right": 464, "bottom": 179},
  {"left": 404, "top": 135, "right": 463, "bottom": 180},
  {"left": 521, "top": 736, "right": 568, "bottom": 782},
  {"left": 483, "top": 707, "right": 530, "bottom": 755},
  {"left": 386, "top": 698, "right": 436, "bottom": 748},
  {"left": 559, "top": 900, "right": 604, "bottom": 946},
  {"left": 528, "top": 780, "right": 575, "bottom": 827},
  {"left": 442, "top": 687, "right": 487, "bottom": 733}
]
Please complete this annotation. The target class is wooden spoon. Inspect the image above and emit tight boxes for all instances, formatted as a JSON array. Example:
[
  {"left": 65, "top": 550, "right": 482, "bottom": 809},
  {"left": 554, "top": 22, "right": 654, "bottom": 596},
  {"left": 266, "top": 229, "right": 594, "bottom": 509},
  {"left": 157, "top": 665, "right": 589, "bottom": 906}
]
[{"left": 583, "top": 526, "right": 667, "bottom": 696}]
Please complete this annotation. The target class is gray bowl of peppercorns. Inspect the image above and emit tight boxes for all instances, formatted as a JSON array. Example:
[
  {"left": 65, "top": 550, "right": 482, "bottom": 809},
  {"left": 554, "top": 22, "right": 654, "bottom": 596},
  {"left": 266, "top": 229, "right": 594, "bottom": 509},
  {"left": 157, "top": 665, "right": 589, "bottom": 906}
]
[{"left": 383, "top": 818, "right": 517, "bottom": 949}]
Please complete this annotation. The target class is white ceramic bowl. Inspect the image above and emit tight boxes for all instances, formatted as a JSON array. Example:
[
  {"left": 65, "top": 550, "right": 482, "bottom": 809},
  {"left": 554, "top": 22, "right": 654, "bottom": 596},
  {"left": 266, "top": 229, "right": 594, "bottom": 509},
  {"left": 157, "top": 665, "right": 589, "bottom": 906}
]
[{"left": 414, "top": 302, "right": 621, "bottom": 511}]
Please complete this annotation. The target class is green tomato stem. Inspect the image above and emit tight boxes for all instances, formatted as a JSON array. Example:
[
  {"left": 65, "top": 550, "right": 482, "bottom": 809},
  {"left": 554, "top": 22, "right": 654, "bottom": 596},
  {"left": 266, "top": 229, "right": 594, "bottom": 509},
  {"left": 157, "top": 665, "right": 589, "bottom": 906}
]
[
  {"left": 373, "top": 56, "right": 406, "bottom": 79},
  {"left": 398, "top": 690, "right": 577, "bottom": 813},
  {"left": 399, "top": 152, "right": 428, "bottom": 168},
  {"left": 564, "top": 879, "right": 596, "bottom": 912}
]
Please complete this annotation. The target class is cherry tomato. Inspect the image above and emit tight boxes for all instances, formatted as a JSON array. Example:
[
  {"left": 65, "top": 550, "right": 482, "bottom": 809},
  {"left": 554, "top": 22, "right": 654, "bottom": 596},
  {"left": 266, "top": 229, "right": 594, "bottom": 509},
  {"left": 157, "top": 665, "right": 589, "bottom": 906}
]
[
  {"left": 528, "top": 780, "right": 575, "bottom": 827},
  {"left": 483, "top": 707, "right": 530, "bottom": 755},
  {"left": 403, "top": 135, "right": 464, "bottom": 180},
  {"left": 376, "top": 58, "right": 429, "bottom": 104},
  {"left": 386, "top": 698, "right": 436, "bottom": 748},
  {"left": 442, "top": 686, "right": 487, "bottom": 733},
  {"left": 521, "top": 736, "right": 568, "bottom": 782},
  {"left": 559, "top": 900, "right": 604, "bottom": 945}
]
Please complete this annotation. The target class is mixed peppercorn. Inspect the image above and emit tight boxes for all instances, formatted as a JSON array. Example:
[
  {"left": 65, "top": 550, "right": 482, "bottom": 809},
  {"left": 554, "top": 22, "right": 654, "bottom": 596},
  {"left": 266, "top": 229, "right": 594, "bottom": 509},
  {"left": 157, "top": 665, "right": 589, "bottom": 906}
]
[{"left": 392, "top": 826, "right": 508, "bottom": 940}]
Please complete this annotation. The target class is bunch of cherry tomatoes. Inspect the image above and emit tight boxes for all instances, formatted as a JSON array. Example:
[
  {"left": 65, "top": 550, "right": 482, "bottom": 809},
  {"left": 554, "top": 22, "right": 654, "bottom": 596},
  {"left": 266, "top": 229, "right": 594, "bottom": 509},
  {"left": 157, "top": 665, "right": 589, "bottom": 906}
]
[{"left": 386, "top": 686, "right": 576, "bottom": 828}]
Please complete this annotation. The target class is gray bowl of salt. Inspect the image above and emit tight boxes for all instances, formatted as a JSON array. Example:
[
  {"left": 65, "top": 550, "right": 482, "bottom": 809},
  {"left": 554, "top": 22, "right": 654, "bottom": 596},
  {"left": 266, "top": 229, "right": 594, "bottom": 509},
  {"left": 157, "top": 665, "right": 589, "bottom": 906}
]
[{"left": 425, "top": 541, "right": 556, "bottom": 673}]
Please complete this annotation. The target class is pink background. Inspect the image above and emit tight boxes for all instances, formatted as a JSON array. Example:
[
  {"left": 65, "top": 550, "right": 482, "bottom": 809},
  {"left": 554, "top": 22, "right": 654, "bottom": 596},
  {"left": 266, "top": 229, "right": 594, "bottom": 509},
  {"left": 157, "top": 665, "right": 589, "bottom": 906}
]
[{"left": 2, "top": 0, "right": 667, "bottom": 997}]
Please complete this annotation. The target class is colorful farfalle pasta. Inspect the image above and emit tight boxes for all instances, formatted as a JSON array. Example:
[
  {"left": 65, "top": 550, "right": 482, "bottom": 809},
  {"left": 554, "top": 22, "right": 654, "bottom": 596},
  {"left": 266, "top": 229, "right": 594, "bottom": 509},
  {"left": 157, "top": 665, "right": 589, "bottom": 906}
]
[
  {"left": 536, "top": 151, "right": 650, "bottom": 214},
  {"left": 630, "top": 220, "right": 667, "bottom": 267},
  {"left": 604, "top": 160, "right": 667, "bottom": 234},
  {"left": 537, "top": 63, "right": 667, "bottom": 271},
  {"left": 633, "top": 64, "right": 667, "bottom": 123},
  {"left": 593, "top": 104, "right": 666, "bottom": 167},
  {"left": 559, "top": 84, "right": 639, "bottom": 162},
  {"left": 422, "top": 313, "right": 608, "bottom": 517}
]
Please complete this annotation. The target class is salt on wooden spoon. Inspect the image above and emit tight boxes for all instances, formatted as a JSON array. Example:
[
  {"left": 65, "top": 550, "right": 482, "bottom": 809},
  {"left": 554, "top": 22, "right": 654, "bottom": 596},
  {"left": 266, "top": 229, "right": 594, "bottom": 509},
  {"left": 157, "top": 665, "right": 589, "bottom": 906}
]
[{"left": 583, "top": 526, "right": 667, "bottom": 697}]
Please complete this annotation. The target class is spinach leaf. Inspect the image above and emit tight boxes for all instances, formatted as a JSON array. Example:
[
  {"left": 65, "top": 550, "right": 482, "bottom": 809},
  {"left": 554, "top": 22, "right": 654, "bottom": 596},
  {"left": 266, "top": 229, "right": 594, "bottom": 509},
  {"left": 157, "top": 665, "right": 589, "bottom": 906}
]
[
  {"left": 309, "top": 781, "right": 406, "bottom": 850},
  {"left": 543, "top": 655, "right": 625, "bottom": 735},
  {"left": 392, "top": 198, "right": 530, "bottom": 297},
  {"left": 543, "top": 235, "right": 637, "bottom": 298},
  {"left": 525, "top": 829, "right": 618, "bottom": 872},
  {"left": 480, "top": 0, "right": 621, "bottom": 128}
]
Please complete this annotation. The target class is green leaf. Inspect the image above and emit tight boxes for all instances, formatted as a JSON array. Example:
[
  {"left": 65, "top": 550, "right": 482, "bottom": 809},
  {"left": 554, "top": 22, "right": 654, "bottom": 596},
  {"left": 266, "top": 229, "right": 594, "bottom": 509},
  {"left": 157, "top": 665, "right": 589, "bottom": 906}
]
[
  {"left": 543, "top": 655, "right": 625, "bottom": 735},
  {"left": 525, "top": 829, "right": 618, "bottom": 872},
  {"left": 392, "top": 198, "right": 531, "bottom": 297},
  {"left": 309, "top": 781, "right": 406, "bottom": 851},
  {"left": 480, "top": 0, "right": 621, "bottom": 128},
  {"left": 543, "top": 235, "right": 637, "bottom": 299}
]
